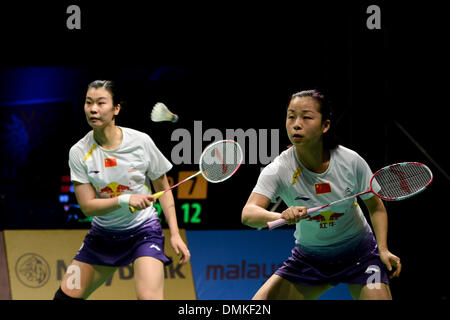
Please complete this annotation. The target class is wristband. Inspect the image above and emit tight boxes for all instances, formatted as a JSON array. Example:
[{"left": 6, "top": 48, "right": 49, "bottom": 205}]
[{"left": 118, "top": 194, "right": 131, "bottom": 208}]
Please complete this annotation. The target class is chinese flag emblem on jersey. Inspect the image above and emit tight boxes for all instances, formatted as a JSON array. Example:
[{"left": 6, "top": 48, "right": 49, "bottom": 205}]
[
  {"left": 315, "top": 182, "right": 331, "bottom": 194},
  {"left": 104, "top": 158, "right": 117, "bottom": 168}
]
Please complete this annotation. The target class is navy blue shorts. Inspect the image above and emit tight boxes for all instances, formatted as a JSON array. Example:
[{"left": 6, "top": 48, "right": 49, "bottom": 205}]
[
  {"left": 275, "top": 232, "right": 390, "bottom": 287},
  {"left": 74, "top": 219, "right": 172, "bottom": 267}
]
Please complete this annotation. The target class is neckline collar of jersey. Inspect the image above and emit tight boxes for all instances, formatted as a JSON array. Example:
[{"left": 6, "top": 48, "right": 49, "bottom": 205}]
[
  {"left": 293, "top": 146, "right": 335, "bottom": 177},
  {"left": 93, "top": 126, "right": 124, "bottom": 152}
]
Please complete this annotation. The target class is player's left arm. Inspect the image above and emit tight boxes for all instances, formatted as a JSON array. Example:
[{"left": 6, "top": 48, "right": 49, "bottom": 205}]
[
  {"left": 363, "top": 196, "right": 402, "bottom": 278},
  {"left": 151, "top": 174, "right": 190, "bottom": 264}
]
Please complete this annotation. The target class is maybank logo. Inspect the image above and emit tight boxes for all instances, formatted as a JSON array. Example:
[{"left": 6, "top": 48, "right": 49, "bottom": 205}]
[
  {"left": 15, "top": 253, "right": 50, "bottom": 288},
  {"left": 55, "top": 258, "right": 186, "bottom": 283}
]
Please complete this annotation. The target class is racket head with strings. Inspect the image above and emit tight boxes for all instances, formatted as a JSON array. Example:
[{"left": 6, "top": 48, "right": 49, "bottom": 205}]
[
  {"left": 129, "top": 140, "right": 243, "bottom": 213},
  {"left": 199, "top": 139, "right": 243, "bottom": 183},
  {"left": 267, "top": 161, "right": 433, "bottom": 230},
  {"left": 370, "top": 162, "right": 433, "bottom": 201}
]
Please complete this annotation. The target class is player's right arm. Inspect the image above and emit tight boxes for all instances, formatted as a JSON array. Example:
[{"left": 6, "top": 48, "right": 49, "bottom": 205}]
[
  {"left": 242, "top": 193, "right": 308, "bottom": 229},
  {"left": 241, "top": 193, "right": 282, "bottom": 229},
  {"left": 73, "top": 182, "right": 155, "bottom": 217}
]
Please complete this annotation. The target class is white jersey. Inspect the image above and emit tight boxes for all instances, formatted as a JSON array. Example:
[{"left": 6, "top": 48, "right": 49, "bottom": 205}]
[
  {"left": 69, "top": 127, "right": 173, "bottom": 230},
  {"left": 253, "top": 145, "right": 380, "bottom": 249}
]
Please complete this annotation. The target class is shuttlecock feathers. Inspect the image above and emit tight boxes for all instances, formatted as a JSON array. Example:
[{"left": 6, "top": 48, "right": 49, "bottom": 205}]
[{"left": 151, "top": 102, "right": 179, "bottom": 123}]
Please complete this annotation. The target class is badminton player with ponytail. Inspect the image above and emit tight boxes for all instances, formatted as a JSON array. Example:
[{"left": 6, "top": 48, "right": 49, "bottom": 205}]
[
  {"left": 242, "top": 89, "right": 402, "bottom": 300},
  {"left": 54, "top": 80, "right": 190, "bottom": 300}
]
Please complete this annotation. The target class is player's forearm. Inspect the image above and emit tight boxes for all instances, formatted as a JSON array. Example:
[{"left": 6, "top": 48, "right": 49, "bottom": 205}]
[
  {"left": 151, "top": 174, "right": 181, "bottom": 235},
  {"left": 79, "top": 198, "right": 122, "bottom": 217},
  {"left": 242, "top": 204, "right": 282, "bottom": 229},
  {"left": 369, "top": 209, "right": 389, "bottom": 251},
  {"left": 159, "top": 191, "right": 180, "bottom": 235}
]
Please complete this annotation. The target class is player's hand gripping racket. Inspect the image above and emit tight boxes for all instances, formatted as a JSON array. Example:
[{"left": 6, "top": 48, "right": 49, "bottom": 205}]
[
  {"left": 129, "top": 140, "right": 243, "bottom": 213},
  {"left": 267, "top": 162, "right": 433, "bottom": 230}
]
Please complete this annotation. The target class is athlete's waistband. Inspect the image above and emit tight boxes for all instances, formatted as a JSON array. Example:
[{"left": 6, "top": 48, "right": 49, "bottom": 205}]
[{"left": 91, "top": 217, "right": 160, "bottom": 236}]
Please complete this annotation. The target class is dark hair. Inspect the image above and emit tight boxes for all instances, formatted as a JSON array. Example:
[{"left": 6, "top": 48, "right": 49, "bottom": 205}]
[
  {"left": 87, "top": 80, "right": 126, "bottom": 108},
  {"left": 290, "top": 89, "right": 339, "bottom": 150}
]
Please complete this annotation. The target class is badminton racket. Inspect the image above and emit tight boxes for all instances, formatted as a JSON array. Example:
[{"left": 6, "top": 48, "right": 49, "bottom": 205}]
[
  {"left": 267, "top": 162, "right": 433, "bottom": 230},
  {"left": 129, "top": 139, "right": 243, "bottom": 212}
]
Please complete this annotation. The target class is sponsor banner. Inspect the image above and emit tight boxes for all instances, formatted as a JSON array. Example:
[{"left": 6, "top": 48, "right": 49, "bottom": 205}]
[
  {"left": 186, "top": 230, "right": 352, "bottom": 300},
  {"left": 3, "top": 229, "right": 195, "bottom": 300}
]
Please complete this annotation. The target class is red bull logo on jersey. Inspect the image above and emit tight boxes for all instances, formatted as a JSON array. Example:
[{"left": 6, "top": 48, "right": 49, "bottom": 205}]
[
  {"left": 98, "top": 182, "right": 131, "bottom": 198},
  {"left": 306, "top": 211, "right": 344, "bottom": 229}
]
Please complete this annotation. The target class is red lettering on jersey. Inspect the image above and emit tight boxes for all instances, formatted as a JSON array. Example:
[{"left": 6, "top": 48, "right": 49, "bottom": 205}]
[
  {"left": 315, "top": 182, "right": 331, "bottom": 194},
  {"left": 104, "top": 158, "right": 117, "bottom": 168}
]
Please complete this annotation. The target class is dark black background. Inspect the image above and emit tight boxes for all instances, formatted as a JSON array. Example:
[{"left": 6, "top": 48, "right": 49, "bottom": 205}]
[{"left": 0, "top": 1, "right": 448, "bottom": 300}]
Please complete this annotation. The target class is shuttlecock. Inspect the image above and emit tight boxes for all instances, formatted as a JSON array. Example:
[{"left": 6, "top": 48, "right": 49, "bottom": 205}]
[{"left": 151, "top": 102, "right": 179, "bottom": 123}]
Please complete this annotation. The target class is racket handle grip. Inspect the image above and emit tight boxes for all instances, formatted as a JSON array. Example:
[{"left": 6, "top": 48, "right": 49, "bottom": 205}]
[
  {"left": 152, "top": 191, "right": 165, "bottom": 200},
  {"left": 266, "top": 206, "right": 323, "bottom": 230},
  {"left": 266, "top": 219, "right": 287, "bottom": 230},
  {"left": 128, "top": 191, "right": 166, "bottom": 213}
]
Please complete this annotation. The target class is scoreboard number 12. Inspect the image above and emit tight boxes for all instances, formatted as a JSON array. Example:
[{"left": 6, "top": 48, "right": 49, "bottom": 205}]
[{"left": 154, "top": 202, "right": 202, "bottom": 224}]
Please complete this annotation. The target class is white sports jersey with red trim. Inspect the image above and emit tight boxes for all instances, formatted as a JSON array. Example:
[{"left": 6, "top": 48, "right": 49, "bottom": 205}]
[
  {"left": 69, "top": 127, "right": 172, "bottom": 230},
  {"left": 252, "top": 145, "right": 381, "bottom": 248}
]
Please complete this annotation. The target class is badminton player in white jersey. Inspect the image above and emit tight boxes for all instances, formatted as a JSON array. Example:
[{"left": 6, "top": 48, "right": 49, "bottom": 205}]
[
  {"left": 53, "top": 80, "right": 190, "bottom": 300},
  {"left": 242, "top": 89, "right": 401, "bottom": 300}
]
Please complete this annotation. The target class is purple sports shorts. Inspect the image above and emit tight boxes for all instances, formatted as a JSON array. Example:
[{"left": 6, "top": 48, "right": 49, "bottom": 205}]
[
  {"left": 74, "top": 218, "right": 172, "bottom": 267},
  {"left": 275, "top": 232, "right": 390, "bottom": 287}
]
